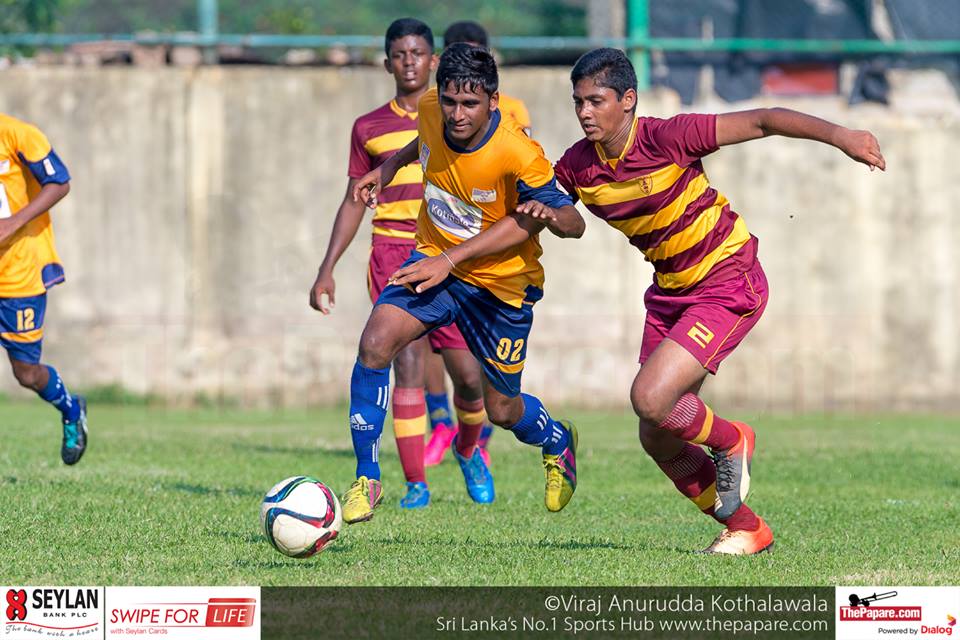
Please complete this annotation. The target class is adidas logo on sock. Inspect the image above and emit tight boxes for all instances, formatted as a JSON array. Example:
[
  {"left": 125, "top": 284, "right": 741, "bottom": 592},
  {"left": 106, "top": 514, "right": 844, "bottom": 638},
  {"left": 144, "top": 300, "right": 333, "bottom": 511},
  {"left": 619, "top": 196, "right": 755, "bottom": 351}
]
[{"left": 350, "top": 413, "right": 375, "bottom": 431}]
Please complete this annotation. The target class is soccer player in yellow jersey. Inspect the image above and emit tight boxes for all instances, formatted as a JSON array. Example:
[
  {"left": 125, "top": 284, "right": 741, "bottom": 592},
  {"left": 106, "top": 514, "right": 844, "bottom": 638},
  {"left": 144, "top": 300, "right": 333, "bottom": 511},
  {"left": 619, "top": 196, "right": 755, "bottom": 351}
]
[
  {"left": 442, "top": 21, "right": 532, "bottom": 133},
  {"left": 0, "top": 113, "right": 88, "bottom": 465},
  {"left": 423, "top": 19, "right": 535, "bottom": 466},
  {"left": 554, "top": 49, "right": 884, "bottom": 554},
  {"left": 309, "top": 19, "right": 494, "bottom": 510},
  {"left": 342, "top": 44, "right": 585, "bottom": 523}
]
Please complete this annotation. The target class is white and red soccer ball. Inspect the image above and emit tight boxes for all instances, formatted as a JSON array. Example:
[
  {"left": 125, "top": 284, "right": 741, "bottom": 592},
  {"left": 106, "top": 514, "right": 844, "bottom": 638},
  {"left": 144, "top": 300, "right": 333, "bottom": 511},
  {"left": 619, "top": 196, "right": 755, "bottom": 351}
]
[{"left": 260, "top": 476, "right": 342, "bottom": 558}]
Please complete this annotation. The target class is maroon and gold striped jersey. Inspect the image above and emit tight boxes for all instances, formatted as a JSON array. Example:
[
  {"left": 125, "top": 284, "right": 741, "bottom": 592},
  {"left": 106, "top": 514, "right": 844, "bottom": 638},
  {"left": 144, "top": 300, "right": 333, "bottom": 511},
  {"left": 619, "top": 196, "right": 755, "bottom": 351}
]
[
  {"left": 348, "top": 100, "right": 422, "bottom": 241},
  {"left": 555, "top": 114, "right": 756, "bottom": 291}
]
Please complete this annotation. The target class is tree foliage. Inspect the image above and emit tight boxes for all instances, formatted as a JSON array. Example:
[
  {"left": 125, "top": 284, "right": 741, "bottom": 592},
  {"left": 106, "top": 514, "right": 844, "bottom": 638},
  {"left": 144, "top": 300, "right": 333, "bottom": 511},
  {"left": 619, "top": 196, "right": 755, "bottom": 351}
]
[{"left": 23, "top": 0, "right": 586, "bottom": 38}]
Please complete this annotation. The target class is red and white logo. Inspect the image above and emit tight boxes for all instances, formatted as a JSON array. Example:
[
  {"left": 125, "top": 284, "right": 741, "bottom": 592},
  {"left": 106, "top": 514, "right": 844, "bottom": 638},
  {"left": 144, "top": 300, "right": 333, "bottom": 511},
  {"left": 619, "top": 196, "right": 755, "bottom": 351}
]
[
  {"left": 2, "top": 586, "right": 103, "bottom": 639},
  {"left": 837, "top": 587, "right": 960, "bottom": 640},
  {"left": 105, "top": 587, "right": 259, "bottom": 639}
]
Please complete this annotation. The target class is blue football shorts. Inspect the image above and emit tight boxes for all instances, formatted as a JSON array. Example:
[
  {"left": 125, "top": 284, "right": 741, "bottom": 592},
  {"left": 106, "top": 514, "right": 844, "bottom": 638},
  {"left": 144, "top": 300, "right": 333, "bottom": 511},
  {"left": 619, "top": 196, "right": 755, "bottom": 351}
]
[
  {"left": 376, "top": 251, "right": 542, "bottom": 397},
  {"left": 0, "top": 293, "right": 47, "bottom": 364}
]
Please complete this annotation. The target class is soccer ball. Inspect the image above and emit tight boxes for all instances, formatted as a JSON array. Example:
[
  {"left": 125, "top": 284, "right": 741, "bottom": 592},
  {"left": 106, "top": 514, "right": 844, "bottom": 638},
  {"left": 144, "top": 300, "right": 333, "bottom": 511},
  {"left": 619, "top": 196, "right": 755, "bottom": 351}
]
[{"left": 260, "top": 476, "right": 342, "bottom": 558}]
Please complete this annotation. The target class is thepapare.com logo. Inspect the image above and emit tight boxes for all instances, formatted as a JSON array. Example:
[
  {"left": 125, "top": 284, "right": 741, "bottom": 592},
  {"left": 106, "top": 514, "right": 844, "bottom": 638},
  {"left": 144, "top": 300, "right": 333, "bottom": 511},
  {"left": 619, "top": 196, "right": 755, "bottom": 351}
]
[{"left": 4, "top": 587, "right": 102, "bottom": 638}]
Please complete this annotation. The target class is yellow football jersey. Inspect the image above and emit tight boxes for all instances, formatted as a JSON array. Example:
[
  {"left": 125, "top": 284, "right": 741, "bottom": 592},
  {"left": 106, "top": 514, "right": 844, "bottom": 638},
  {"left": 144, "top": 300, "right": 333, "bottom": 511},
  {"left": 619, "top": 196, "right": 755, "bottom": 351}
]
[
  {"left": 0, "top": 114, "right": 69, "bottom": 298},
  {"left": 415, "top": 90, "right": 568, "bottom": 308}
]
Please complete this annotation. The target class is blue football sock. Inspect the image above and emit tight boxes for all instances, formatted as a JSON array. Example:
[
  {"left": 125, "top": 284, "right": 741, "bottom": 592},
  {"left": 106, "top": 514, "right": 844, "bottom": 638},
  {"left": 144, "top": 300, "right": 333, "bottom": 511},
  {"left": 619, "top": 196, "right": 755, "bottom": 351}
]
[
  {"left": 349, "top": 359, "right": 391, "bottom": 481},
  {"left": 37, "top": 366, "right": 81, "bottom": 423},
  {"left": 509, "top": 393, "right": 569, "bottom": 455},
  {"left": 478, "top": 424, "right": 494, "bottom": 447},
  {"left": 425, "top": 392, "right": 453, "bottom": 431}
]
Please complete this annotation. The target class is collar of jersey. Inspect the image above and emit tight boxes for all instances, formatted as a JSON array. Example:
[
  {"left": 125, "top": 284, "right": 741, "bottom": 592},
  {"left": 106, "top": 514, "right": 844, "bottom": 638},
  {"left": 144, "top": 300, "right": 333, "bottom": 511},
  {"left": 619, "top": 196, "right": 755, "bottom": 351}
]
[
  {"left": 389, "top": 99, "right": 418, "bottom": 120},
  {"left": 594, "top": 116, "right": 638, "bottom": 169},
  {"left": 443, "top": 109, "right": 501, "bottom": 154}
]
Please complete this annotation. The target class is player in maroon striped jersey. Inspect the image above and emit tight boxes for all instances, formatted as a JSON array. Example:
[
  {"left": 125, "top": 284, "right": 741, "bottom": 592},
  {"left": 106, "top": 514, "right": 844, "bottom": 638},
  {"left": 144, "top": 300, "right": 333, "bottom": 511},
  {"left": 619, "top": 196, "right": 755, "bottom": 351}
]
[{"left": 553, "top": 48, "right": 884, "bottom": 554}]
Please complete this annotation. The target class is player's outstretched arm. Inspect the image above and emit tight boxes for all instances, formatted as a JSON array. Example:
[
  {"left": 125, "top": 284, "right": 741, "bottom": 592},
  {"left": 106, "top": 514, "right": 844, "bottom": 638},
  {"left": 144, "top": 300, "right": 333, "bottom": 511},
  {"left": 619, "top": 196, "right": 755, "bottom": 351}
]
[
  {"left": 0, "top": 181, "right": 70, "bottom": 245},
  {"left": 388, "top": 213, "right": 542, "bottom": 294},
  {"left": 716, "top": 108, "right": 885, "bottom": 171},
  {"left": 515, "top": 201, "right": 585, "bottom": 238},
  {"left": 309, "top": 178, "right": 366, "bottom": 315},
  {"left": 352, "top": 137, "right": 420, "bottom": 208}
]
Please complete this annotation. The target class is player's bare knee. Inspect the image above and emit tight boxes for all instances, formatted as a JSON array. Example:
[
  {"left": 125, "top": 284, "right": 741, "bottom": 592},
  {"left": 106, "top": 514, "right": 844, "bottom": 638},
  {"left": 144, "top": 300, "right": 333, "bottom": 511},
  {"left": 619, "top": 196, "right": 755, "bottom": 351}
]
[
  {"left": 11, "top": 360, "right": 43, "bottom": 390},
  {"left": 637, "top": 421, "right": 673, "bottom": 458},
  {"left": 631, "top": 385, "right": 670, "bottom": 426},
  {"left": 484, "top": 395, "right": 520, "bottom": 427},
  {"left": 357, "top": 330, "right": 394, "bottom": 370},
  {"left": 392, "top": 350, "right": 424, "bottom": 387},
  {"left": 450, "top": 371, "right": 483, "bottom": 399}
]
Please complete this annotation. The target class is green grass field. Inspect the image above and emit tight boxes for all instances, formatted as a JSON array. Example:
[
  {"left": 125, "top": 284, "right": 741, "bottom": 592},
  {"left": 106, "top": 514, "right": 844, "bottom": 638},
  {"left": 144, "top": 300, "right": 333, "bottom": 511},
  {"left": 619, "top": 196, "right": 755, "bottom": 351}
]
[{"left": 0, "top": 399, "right": 956, "bottom": 586}]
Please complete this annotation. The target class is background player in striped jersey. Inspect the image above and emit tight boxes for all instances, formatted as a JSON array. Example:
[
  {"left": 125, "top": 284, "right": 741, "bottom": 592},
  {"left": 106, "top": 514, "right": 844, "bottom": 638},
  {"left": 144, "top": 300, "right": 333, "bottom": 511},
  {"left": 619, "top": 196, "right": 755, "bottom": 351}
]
[
  {"left": 309, "top": 19, "right": 493, "bottom": 511},
  {"left": 345, "top": 44, "right": 585, "bottom": 523},
  {"left": 554, "top": 48, "right": 884, "bottom": 554},
  {"left": 423, "top": 19, "right": 535, "bottom": 467},
  {"left": 442, "top": 21, "right": 531, "bottom": 134},
  {"left": 0, "top": 113, "right": 88, "bottom": 465}
]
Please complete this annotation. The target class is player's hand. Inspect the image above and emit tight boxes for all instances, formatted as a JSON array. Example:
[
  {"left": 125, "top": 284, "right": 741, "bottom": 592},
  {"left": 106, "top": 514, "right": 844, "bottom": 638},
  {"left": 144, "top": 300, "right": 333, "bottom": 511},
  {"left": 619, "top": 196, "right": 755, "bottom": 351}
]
[
  {"left": 515, "top": 200, "right": 558, "bottom": 223},
  {"left": 835, "top": 128, "right": 886, "bottom": 172},
  {"left": 309, "top": 270, "right": 336, "bottom": 314},
  {"left": 388, "top": 255, "right": 452, "bottom": 294},
  {"left": 352, "top": 167, "right": 383, "bottom": 208},
  {"left": 353, "top": 161, "right": 399, "bottom": 208},
  {"left": 0, "top": 217, "right": 18, "bottom": 245}
]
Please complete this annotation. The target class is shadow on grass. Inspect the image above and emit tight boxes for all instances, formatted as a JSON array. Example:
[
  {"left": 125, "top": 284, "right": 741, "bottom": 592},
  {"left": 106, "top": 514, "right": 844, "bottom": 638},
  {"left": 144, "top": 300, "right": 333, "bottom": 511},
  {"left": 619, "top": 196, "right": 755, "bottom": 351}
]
[
  {"left": 168, "top": 482, "right": 263, "bottom": 498},
  {"left": 233, "top": 444, "right": 356, "bottom": 458},
  {"left": 231, "top": 542, "right": 354, "bottom": 570},
  {"left": 377, "top": 534, "right": 634, "bottom": 551},
  {"left": 216, "top": 530, "right": 267, "bottom": 545}
]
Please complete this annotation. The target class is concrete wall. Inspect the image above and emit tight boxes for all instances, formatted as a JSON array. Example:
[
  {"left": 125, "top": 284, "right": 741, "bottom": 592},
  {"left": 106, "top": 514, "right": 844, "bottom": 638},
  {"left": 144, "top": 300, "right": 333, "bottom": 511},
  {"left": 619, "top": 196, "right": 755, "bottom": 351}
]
[{"left": 1, "top": 66, "right": 957, "bottom": 413}]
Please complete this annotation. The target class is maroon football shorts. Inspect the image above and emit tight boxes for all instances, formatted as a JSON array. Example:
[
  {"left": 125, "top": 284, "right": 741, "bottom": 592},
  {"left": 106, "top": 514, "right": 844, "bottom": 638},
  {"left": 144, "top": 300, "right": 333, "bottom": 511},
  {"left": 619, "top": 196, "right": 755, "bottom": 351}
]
[
  {"left": 639, "top": 259, "right": 769, "bottom": 373},
  {"left": 367, "top": 238, "right": 468, "bottom": 352}
]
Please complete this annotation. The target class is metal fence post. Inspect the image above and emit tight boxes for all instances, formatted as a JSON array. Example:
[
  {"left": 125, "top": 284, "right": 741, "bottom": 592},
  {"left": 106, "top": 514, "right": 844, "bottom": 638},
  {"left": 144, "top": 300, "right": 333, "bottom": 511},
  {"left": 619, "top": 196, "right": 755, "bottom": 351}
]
[
  {"left": 628, "top": 0, "right": 650, "bottom": 91},
  {"left": 198, "top": 0, "right": 218, "bottom": 63}
]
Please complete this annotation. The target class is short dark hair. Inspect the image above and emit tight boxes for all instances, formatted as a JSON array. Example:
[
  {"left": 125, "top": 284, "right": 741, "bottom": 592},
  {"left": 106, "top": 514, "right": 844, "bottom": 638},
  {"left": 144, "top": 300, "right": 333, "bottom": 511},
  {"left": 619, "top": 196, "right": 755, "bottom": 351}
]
[
  {"left": 385, "top": 18, "right": 434, "bottom": 56},
  {"left": 570, "top": 48, "right": 637, "bottom": 100},
  {"left": 443, "top": 21, "right": 489, "bottom": 48},
  {"left": 436, "top": 43, "right": 498, "bottom": 96}
]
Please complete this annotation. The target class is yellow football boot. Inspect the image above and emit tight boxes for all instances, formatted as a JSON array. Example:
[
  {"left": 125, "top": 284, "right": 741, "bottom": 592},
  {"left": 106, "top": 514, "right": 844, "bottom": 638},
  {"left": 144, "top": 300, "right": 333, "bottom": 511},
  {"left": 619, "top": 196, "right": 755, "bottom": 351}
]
[
  {"left": 543, "top": 421, "right": 578, "bottom": 512},
  {"left": 341, "top": 476, "right": 383, "bottom": 524}
]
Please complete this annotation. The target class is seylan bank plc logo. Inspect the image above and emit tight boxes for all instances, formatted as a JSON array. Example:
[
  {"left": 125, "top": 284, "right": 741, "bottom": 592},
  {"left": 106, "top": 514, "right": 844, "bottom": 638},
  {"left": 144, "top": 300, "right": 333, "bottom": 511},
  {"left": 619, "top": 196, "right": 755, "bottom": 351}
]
[
  {"left": 6, "top": 589, "right": 27, "bottom": 620},
  {"left": 3, "top": 587, "right": 102, "bottom": 639}
]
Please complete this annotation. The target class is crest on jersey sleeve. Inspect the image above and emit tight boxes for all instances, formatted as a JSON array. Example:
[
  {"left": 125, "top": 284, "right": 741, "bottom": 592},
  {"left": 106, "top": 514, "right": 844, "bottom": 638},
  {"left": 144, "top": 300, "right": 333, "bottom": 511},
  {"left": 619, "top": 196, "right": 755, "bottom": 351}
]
[
  {"left": 425, "top": 181, "right": 483, "bottom": 240},
  {"left": 419, "top": 143, "right": 430, "bottom": 168}
]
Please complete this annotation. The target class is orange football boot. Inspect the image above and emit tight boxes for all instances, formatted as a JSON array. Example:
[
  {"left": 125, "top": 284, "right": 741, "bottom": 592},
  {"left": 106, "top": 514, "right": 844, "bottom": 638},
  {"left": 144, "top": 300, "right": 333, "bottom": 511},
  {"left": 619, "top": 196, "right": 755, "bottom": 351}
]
[{"left": 701, "top": 518, "right": 774, "bottom": 555}]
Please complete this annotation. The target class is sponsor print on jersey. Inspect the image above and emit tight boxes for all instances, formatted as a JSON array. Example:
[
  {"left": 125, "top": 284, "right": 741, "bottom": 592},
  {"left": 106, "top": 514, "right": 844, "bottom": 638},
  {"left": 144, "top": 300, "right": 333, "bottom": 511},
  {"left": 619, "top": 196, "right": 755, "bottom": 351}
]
[
  {"left": 425, "top": 181, "right": 483, "bottom": 240},
  {"left": 471, "top": 187, "right": 497, "bottom": 203}
]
